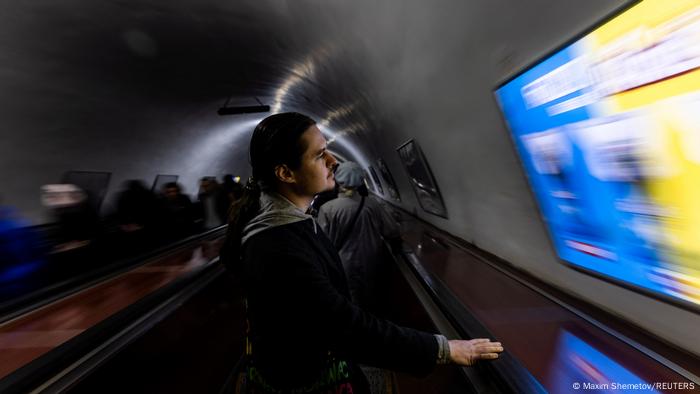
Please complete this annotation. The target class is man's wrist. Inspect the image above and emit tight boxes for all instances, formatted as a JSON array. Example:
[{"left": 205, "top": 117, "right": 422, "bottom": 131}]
[{"left": 434, "top": 334, "right": 451, "bottom": 365}]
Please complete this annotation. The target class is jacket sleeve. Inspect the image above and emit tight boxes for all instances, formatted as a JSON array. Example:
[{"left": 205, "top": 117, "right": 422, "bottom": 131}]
[{"left": 260, "top": 247, "right": 439, "bottom": 376}]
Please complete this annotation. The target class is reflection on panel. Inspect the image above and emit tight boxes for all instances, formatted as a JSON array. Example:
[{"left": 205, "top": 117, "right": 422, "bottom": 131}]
[
  {"left": 495, "top": 0, "right": 700, "bottom": 308},
  {"left": 368, "top": 166, "right": 384, "bottom": 194},
  {"left": 362, "top": 169, "right": 375, "bottom": 192},
  {"left": 376, "top": 158, "right": 401, "bottom": 202},
  {"left": 152, "top": 174, "right": 179, "bottom": 192},
  {"left": 397, "top": 140, "right": 447, "bottom": 218},
  {"left": 547, "top": 329, "right": 695, "bottom": 392}
]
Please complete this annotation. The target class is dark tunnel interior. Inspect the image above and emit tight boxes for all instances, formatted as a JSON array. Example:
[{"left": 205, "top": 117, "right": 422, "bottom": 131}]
[{"left": 1, "top": 0, "right": 700, "bottom": 392}]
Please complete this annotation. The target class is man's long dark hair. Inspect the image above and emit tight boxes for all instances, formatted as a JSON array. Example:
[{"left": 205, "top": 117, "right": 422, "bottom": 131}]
[{"left": 221, "top": 112, "right": 316, "bottom": 274}]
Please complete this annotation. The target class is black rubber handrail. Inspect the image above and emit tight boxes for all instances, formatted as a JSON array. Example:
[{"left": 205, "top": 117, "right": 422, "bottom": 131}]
[
  {"left": 36, "top": 264, "right": 227, "bottom": 393},
  {"left": 397, "top": 247, "right": 546, "bottom": 394},
  {"left": 0, "top": 225, "right": 227, "bottom": 323},
  {"left": 0, "top": 241, "right": 226, "bottom": 393}
]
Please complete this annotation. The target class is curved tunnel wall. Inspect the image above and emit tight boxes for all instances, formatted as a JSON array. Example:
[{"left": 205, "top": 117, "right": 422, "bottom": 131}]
[
  {"left": 338, "top": 0, "right": 700, "bottom": 357},
  {"left": 2, "top": 0, "right": 699, "bottom": 357},
  {"left": 338, "top": 0, "right": 700, "bottom": 356}
]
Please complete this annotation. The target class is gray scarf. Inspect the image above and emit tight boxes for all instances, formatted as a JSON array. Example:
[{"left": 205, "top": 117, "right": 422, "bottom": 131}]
[{"left": 241, "top": 191, "right": 316, "bottom": 246}]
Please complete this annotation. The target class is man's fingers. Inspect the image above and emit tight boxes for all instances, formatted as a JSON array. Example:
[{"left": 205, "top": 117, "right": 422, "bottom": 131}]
[
  {"left": 479, "top": 353, "right": 500, "bottom": 360},
  {"left": 474, "top": 341, "right": 503, "bottom": 350},
  {"left": 478, "top": 345, "right": 504, "bottom": 353},
  {"left": 474, "top": 341, "right": 501, "bottom": 348}
]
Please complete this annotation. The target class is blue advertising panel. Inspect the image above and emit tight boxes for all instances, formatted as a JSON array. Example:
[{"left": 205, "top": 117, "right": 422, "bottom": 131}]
[{"left": 495, "top": 0, "right": 700, "bottom": 307}]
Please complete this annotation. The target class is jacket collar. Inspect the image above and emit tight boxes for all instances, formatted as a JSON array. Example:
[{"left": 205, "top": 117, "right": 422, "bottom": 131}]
[{"left": 241, "top": 191, "right": 316, "bottom": 245}]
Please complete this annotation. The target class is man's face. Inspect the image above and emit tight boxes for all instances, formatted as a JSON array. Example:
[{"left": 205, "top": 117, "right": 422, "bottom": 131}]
[
  {"left": 292, "top": 125, "right": 337, "bottom": 198},
  {"left": 164, "top": 187, "right": 179, "bottom": 200},
  {"left": 200, "top": 180, "right": 213, "bottom": 193}
]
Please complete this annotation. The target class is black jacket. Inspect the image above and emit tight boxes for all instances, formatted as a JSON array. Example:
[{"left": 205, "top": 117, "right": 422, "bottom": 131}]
[{"left": 242, "top": 219, "right": 438, "bottom": 389}]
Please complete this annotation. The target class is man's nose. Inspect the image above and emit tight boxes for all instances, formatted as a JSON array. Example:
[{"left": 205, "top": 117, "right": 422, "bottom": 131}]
[{"left": 327, "top": 152, "right": 338, "bottom": 169}]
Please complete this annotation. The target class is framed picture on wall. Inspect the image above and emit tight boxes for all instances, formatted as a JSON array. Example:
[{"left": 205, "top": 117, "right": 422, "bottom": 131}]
[
  {"left": 376, "top": 158, "right": 401, "bottom": 202},
  {"left": 397, "top": 139, "right": 447, "bottom": 218},
  {"left": 61, "top": 170, "right": 112, "bottom": 211},
  {"left": 152, "top": 174, "right": 179, "bottom": 192}
]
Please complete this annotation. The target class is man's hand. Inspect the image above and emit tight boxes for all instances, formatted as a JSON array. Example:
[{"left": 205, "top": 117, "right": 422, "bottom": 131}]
[{"left": 448, "top": 338, "right": 504, "bottom": 366}]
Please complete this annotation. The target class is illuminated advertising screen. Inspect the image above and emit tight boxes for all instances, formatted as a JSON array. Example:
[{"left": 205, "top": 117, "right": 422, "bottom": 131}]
[{"left": 495, "top": 0, "right": 700, "bottom": 307}]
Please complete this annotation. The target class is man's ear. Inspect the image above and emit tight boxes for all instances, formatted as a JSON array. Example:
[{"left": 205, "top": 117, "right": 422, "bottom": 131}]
[{"left": 274, "top": 164, "right": 296, "bottom": 184}]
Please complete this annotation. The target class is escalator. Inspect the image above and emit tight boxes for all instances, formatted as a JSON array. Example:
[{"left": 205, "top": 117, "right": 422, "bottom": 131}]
[
  {"left": 15, "top": 240, "right": 534, "bottom": 393},
  {"left": 0, "top": 227, "right": 232, "bottom": 393},
  {"left": 5, "top": 211, "right": 694, "bottom": 393}
]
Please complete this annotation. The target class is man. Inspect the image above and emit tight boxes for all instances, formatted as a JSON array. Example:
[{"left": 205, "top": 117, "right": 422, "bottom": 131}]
[
  {"left": 317, "top": 161, "right": 401, "bottom": 310},
  {"left": 160, "top": 182, "right": 195, "bottom": 240},
  {"left": 223, "top": 113, "right": 503, "bottom": 393},
  {"left": 197, "top": 177, "right": 229, "bottom": 229}
]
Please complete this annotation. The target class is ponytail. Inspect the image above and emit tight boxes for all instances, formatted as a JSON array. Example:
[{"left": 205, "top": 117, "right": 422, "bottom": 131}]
[{"left": 221, "top": 176, "right": 261, "bottom": 274}]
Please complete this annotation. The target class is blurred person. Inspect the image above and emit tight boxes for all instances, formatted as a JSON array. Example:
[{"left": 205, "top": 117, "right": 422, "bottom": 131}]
[
  {"left": 159, "top": 182, "right": 196, "bottom": 241},
  {"left": 222, "top": 112, "right": 503, "bottom": 393},
  {"left": 0, "top": 201, "right": 45, "bottom": 282},
  {"left": 197, "top": 177, "right": 229, "bottom": 229},
  {"left": 115, "top": 179, "right": 159, "bottom": 251},
  {"left": 317, "top": 161, "right": 404, "bottom": 393},
  {"left": 317, "top": 161, "right": 401, "bottom": 310},
  {"left": 116, "top": 180, "right": 158, "bottom": 233},
  {"left": 222, "top": 174, "right": 245, "bottom": 203},
  {"left": 41, "top": 184, "right": 98, "bottom": 253}
]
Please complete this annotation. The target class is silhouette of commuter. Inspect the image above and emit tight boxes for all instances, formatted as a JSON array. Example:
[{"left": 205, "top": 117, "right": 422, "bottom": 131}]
[
  {"left": 222, "top": 174, "right": 244, "bottom": 204},
  {"left": 159, "top": 182, "right": 195, "bottom": 241},
  {"left": 197, "top": 177, "right": 229, "bottom": 229},
  {"left": 116, "top": 180, "right": 158, "bottom": 233},
  {"left": 317, "top": 161, "right": 401, "bottom": 310},
  {"left": 115, "top": 180, "right": 159, "bottom": 251},
  {"left": 40, "top": 184, "right": 98, "bottom": 253}
]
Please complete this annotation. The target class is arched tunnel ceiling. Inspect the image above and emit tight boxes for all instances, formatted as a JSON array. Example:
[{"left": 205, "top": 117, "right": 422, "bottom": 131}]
[
  {"left": 1, "top": 0, "right": 390, "bottom": 208},
  {"left": 1, "top": 0, "right": 628, "bottom": 220},
  {"left": 0, "top": 0, "right": 634, "bottom": 243}
]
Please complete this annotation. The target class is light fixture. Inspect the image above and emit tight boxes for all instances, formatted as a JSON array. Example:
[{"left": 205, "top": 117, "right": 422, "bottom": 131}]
[{"left": 217, "top": 96, "right": 270, "bottom": 116}]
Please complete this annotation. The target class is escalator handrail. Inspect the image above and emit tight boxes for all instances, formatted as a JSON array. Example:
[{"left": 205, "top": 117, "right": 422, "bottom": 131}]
[
  {"left": 0, "top": 247, "right": 226, "bottom": 394},
  {"left": 0, "top": 225, "right": 228, "bottom": 323},
  {"left": 396, "top": 246, "right": 547, "bottom": 394}
]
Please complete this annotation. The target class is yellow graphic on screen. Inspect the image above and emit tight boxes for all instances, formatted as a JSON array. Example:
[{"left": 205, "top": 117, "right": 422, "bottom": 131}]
[
  {"left": 593, "top": 0, "right": 700, "bottom": 303},
  {"left": 585, "top": 0, "right": 700, "bottom": 303}
]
